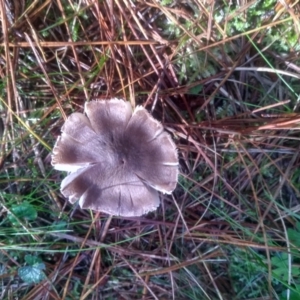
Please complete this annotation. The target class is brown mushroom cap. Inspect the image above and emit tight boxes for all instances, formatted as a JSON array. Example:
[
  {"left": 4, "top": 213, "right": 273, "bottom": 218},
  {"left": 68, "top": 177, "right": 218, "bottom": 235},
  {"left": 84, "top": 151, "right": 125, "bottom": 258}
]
[{"left": 52, "top": 99, "right": 178, "bottom": 216}]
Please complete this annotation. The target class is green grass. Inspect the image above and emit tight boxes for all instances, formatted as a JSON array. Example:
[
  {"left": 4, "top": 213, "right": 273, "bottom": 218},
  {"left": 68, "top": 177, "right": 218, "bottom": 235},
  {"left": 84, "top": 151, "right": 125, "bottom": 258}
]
[{"left": 1, "top": 0, "right": 300, "bottom": 299}]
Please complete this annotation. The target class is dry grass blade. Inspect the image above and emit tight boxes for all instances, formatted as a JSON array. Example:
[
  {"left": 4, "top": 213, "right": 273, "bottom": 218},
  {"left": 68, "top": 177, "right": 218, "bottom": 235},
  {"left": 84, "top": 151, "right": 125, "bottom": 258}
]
[{"left": 1, "top": 0, "right": 300, "bottom": 299}]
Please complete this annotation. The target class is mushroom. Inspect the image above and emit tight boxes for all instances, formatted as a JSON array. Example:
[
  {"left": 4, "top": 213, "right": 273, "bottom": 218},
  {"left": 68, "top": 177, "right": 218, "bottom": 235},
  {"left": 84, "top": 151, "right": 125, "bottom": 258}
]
[{"left": 52, "top": 99, "right": 178, "bottom": 216}]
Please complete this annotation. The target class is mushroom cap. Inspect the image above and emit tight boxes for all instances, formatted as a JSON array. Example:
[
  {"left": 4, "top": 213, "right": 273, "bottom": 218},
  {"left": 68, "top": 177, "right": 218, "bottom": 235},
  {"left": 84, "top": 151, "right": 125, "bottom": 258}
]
[{"left": 52, "top": 98, "right": 178, "bottom": 217}]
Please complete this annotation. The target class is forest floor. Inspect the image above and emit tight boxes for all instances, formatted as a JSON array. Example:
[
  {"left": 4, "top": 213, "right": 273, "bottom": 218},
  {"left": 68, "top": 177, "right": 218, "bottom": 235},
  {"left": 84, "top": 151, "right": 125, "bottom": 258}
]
[{"left": 1, "top": 1, "right": 300, "bottom": 299}]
